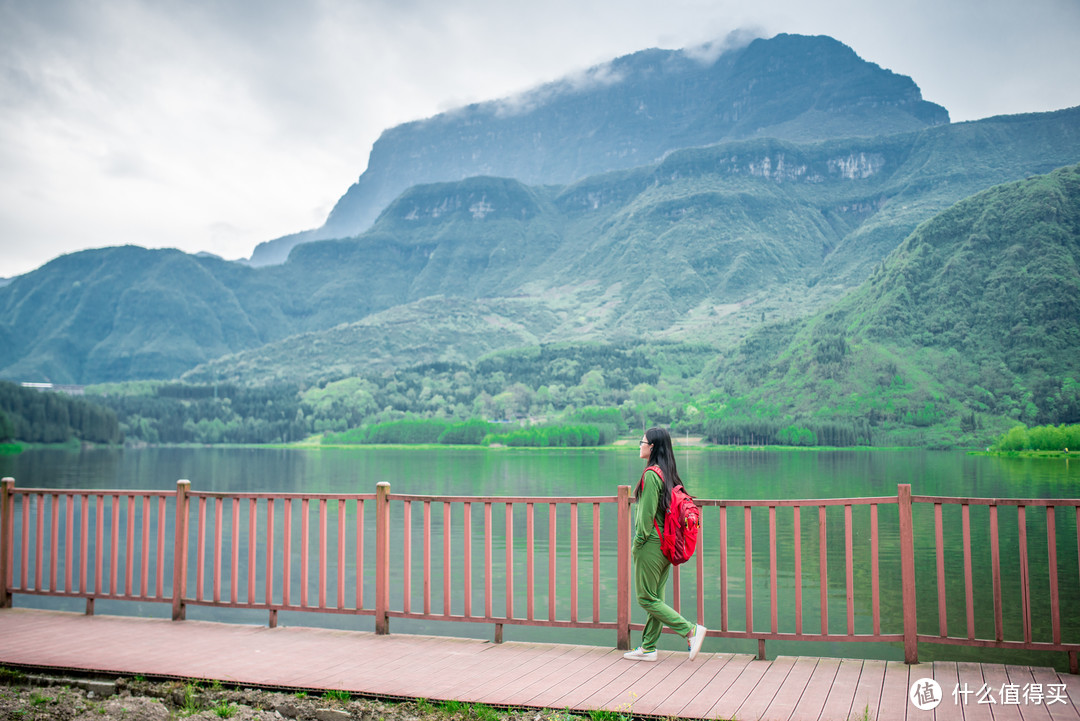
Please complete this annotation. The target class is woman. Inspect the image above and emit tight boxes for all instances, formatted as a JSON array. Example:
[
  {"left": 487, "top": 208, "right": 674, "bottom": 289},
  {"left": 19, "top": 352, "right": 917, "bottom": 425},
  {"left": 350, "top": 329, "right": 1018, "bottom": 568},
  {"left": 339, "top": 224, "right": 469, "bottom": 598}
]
[{"left": 624, "top": 426, "right": 706, "bottom": 662}]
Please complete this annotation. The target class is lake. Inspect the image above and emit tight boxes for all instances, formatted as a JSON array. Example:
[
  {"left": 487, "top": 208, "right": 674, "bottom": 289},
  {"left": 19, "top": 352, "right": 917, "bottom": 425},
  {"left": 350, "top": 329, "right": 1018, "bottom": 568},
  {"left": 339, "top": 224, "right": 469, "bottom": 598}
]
[{"left": 2, "top": 445, "right": 1078, "bottom": 670}]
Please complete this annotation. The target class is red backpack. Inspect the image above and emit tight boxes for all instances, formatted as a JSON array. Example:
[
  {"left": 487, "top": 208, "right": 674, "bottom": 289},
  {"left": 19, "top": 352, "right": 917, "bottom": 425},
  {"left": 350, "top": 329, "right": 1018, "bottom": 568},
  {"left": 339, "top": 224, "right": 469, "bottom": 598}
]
[{"left": 638, "top": 465, "right": 701, "bottom": 565}]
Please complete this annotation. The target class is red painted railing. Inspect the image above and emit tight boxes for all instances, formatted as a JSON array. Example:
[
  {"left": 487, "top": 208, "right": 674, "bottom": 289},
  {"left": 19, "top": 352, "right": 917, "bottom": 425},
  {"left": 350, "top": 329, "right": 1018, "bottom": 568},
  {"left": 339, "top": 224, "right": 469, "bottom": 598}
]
[{"left": 1, "top": 477, "right": 1077, "bottom": 671}]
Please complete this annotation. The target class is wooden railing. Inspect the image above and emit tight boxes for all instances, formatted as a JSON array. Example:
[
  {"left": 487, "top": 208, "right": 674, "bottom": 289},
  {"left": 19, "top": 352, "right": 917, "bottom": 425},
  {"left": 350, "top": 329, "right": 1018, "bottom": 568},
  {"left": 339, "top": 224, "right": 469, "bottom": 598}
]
[{"left": 1, "top": 477, "right": 1077, "bottom": 672}]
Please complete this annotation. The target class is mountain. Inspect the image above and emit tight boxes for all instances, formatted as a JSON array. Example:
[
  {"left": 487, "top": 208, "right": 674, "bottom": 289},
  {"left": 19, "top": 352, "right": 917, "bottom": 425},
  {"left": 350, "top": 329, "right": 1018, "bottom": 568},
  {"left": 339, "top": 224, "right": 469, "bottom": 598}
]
[
  {"left": 817, "top": 108, "right": 1080, "bottom": 284},
  {"left": 187, "top": 108, "right": 1080, "bottom": 386},
  {"left": 249, "top": 33, "right": 948, "bottom": 265},
  {"left": 2, "top": 104, "right": 1079, "bottom": 386},
  {"left": 0, "top": 247, "right": 268, "bottom": 382},
  {"left": 718, "top": 163, "right": 1080, "bottom": 443}
]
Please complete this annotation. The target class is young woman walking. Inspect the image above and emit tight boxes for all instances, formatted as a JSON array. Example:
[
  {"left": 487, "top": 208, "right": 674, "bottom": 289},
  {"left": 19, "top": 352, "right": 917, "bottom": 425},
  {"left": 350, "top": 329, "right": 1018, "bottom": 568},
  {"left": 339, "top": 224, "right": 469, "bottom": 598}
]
[{"left": 624, "top": 426, "right": 707, "bottom": 662}]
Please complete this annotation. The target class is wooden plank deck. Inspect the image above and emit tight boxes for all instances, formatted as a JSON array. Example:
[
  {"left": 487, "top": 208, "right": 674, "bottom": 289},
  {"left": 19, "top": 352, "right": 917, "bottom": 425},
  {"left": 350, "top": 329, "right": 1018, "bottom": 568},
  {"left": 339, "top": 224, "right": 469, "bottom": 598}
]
[{"left": 1, "top": 608, "right": 1078, "bottom": 720}]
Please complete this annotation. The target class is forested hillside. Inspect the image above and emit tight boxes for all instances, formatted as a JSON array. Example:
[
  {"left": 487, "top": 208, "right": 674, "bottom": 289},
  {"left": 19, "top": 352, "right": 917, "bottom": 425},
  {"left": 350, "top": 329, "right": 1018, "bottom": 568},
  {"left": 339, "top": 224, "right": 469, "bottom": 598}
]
[
  {"left": 90, "top": 343, "right": 710, "bottom": 444},
  {"left": 179, "top": 110, "right": 1080, "bottom": 388},
  {"left": 78, "top": 166, "right": 1079, "bottom": 448},
  {"left": 715, "top": 163, "right": 1080, "bottom": 446},
  {"left": 0, "top": 381, "right": 122, "bottom": 444},
  {"left": 89, "top": 381, "right": 308, "bottom": 445}
]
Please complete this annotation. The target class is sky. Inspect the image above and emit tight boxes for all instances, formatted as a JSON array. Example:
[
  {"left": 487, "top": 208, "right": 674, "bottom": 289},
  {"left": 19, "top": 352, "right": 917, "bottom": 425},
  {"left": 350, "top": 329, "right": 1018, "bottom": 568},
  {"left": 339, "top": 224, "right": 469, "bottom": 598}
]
[{"left": 2, "top": 0, "right": 1079, "bottom": 279}]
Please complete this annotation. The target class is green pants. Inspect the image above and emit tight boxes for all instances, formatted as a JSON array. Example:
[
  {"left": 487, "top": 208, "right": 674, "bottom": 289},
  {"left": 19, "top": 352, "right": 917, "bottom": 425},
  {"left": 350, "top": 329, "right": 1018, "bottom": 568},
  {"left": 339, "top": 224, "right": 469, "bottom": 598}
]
[{"left": 633, "top": 536, "right": 694, "bottom": 651}]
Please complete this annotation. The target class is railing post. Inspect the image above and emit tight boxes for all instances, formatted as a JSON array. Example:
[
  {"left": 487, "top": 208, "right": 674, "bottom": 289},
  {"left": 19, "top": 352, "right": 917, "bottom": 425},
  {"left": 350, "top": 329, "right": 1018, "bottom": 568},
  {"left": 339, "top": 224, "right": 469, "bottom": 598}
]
[
  {"left": 376, "top": 482, "right": 390, "bottom": 635},
  {"left": 0, "top": 478, "right": 13, "bottom": 609},
  {"left": 898, "top": 483, "right": 918, "bottom": 664},
  {"left": 171, "top": 480, "right": 191, "bottom": 621},
  {"left": 617, "top": 484, "right": 631, "bottom": 650}
]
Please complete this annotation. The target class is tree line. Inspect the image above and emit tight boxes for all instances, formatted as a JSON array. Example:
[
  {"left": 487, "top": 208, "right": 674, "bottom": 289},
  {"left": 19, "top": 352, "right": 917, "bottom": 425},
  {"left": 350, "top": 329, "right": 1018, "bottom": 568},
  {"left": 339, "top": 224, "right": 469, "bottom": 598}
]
[
  {"left": 322, "top": 418, "right": 615, "bottom": 447},
  {"left": 79, "top": 360, "right": 975, "bottom": 448},
  {"left": 0, "top": 381, "right": 122, "bottom": 444},
  {"left": 91, "top": 382, "right": 309, "bottom": 444},
  {"left": 12, "top": 333, "right": 1067, "bottom": 449},
  {"left": 992, "top": 423, "right": 1080, "bottom": 451},
  {"left": 704, "top": 416, "right": 874, "bottom": 447}
]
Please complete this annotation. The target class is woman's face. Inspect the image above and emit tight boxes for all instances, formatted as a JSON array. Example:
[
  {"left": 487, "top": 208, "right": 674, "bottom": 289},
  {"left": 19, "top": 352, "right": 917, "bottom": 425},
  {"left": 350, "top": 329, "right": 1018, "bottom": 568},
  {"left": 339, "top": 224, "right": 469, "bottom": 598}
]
[{"left": 639, "top": 435, "right": 652, "bottom": 460}]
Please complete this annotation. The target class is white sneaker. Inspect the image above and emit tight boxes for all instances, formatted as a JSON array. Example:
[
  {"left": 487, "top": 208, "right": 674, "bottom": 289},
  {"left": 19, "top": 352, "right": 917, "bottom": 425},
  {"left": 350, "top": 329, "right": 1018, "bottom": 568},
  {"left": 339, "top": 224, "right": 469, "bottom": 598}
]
[
  {"left": 688, "top": 624, "right": 707, "bottom": 661},
  {"left": 623, "top": 647, "right": 658, "bottom": 662}
]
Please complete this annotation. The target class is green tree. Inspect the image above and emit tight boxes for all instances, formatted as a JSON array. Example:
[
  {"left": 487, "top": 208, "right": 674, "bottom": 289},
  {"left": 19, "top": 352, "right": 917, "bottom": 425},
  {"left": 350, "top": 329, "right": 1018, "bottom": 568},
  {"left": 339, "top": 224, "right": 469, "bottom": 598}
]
[{"left": 0, "top": 409, "right": 14, "bottom": 442}]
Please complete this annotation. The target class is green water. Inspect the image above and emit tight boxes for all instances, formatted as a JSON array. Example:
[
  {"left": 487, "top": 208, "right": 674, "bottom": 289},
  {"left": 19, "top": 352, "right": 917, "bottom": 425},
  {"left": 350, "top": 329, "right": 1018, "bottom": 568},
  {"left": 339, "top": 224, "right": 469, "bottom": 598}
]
[{"left": 2, "top": 446, "right": 1078, "bottom": 670}]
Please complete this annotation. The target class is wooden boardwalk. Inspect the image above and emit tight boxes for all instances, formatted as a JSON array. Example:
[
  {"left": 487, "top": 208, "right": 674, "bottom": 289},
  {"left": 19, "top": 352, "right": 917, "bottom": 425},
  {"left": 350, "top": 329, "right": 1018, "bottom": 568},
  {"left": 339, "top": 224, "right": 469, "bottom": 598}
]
[{"left": 1, "top": 608, "right": 1078, "bottom": 720}]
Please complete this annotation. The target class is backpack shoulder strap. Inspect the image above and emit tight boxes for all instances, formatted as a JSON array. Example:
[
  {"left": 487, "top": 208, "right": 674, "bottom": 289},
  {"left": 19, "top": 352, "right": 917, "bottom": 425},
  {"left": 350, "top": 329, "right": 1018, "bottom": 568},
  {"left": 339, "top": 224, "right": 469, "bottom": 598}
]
[
  {"left": 638, "top": 465, "right": 666, "bottom": 535},
  {"left": 637, "top": 465, "right": 664, "bottom": 494},
  {"left": 638, "top": 464, "right": 663, "bottom": 484}
]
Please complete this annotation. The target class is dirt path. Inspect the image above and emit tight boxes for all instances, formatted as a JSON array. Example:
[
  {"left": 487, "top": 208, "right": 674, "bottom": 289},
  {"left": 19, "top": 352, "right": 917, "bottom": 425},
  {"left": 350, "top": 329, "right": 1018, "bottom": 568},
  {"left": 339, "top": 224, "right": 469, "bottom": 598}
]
[{"left": 0, "top": 669, "right": 581, "bottom": 721}]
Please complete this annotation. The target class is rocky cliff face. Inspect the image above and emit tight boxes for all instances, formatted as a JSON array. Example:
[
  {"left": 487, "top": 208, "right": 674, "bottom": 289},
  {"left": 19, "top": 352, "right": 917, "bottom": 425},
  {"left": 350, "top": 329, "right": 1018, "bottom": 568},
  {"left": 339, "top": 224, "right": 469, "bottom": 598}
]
[{"left": 249, "top": 33, "right": 948, "bottom": 265}]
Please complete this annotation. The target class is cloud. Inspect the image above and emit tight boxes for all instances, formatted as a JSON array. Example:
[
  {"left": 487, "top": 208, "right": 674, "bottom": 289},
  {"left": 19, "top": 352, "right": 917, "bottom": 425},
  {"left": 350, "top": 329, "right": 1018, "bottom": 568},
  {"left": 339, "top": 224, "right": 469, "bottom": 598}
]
[
  {"left": 681, "top": 27, "right": 763, "bottom": 65},
  {"left": 0, "top": 0, "right": 1078, "bottom": 279},
  {"left": 493, "top": 62, "right": 630, "bottom": 119}
]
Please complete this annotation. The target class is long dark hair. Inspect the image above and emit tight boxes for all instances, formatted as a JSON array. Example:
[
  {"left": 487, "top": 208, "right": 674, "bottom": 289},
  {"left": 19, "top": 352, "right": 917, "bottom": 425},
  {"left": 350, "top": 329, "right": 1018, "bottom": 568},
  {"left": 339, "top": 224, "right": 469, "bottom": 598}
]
[{"left": 635, "top": 427, "right": 686, "bottom": 518}]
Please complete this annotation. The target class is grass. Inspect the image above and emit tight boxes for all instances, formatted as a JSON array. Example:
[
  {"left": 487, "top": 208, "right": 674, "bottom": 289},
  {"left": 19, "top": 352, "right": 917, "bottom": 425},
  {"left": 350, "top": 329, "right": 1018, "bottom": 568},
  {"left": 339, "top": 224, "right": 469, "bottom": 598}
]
[
  {"left": 323, "top": 689, "right": 351, "bottom": 702},
  {"left": 178, "top": 682, "right": 200, "bottom": 716},
  {"left": 28, "top": 692, "right": 52, "bottom": 706},
  {"left": 418, "top": 698, "right": 501, "bottom": 721},
  {"left": 0, "top": 666, "right": 26, "bottom": 683},
  {"left": 213, "top": 699, "right": 238, "bottom": 718},
  {"left": 586, "top": 690, "right": 637, "bottom": 721},
  {"left": 853, "top": 704, "right": 874, "bottom": 720},
  {"left": 472, "top": 704, "right": 499, "bottom": 721},
  {"left": 586, "top": 710, "right": 628, "bottom": 721}
]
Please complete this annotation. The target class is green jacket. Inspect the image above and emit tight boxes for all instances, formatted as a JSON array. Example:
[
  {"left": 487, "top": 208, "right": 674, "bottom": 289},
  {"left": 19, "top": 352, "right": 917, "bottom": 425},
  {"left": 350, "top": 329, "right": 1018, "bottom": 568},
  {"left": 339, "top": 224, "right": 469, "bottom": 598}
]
[{"left": 633, "top": 468, "right": 664, "bottom": 550}]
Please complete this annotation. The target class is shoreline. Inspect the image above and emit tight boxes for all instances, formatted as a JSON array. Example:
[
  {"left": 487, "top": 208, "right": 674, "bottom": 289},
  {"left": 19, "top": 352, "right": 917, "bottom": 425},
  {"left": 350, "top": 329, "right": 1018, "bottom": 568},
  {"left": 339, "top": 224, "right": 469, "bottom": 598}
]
[
  {"left": 968, "top": 449, "right": 1073, "bottom": 458},
  {"left": 3, "top": 440, "right": 992, "bottom": 454}
]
